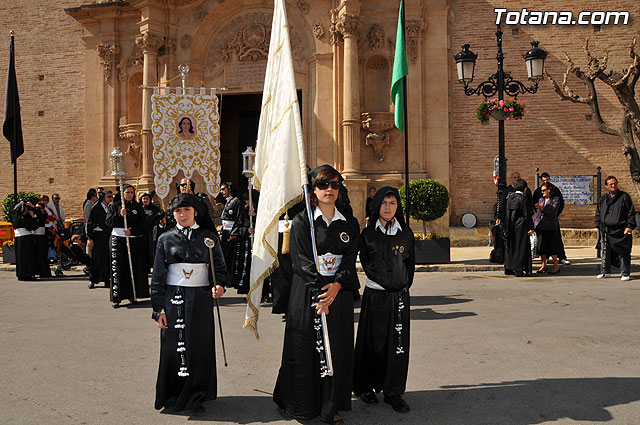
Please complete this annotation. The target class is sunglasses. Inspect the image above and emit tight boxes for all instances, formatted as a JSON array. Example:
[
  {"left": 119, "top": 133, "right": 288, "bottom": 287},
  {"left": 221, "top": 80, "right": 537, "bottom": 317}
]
[
  {"left": 180, "top": 183, "right": 188, "bottom": 187},
  {"left": 315, "top": 181, "right": 341, "bottom": 190},
  {"left": 53, "top": 197, "right": 60, "bottom": 200}
]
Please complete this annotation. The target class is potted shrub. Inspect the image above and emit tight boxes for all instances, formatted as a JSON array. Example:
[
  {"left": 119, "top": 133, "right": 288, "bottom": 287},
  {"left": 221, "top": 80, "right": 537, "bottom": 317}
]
[
  {"left": 2, "top": 240, "right": 15, "bottom": 264},
  {"left": 2, "top": 192, "right": 40, "bottom": 221},
  {"left": 399, "top": 179, "right": 450, "bottom": 264}
]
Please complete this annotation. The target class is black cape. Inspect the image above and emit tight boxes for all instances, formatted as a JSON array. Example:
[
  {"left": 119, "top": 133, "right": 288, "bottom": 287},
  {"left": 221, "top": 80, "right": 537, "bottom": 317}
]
[
  {"left": 273, "top": 208, "right": 360, "bottom": 422},
  {"left": 105, "top": 200, "right": 150, "bottom": 302},
  {"left": 150, "top": 226, "right": 229, "bottom": 411},
  {"left": 353, "top": 187, "right": 415, "bottom": 397},
  {"left": 220, "top": 196, "right": 242, "bottom": 275},
  {"left": 502, "top": 192, "right": 534, "bottom": 274}
]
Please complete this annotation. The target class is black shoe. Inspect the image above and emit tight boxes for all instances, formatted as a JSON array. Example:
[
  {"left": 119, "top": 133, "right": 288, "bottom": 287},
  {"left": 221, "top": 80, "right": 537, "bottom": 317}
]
[
  {"left": 130, "top": 299, "right": 138, "bottom": 305},
  {"left": 112, "top": 303, "right": 120, "bottom": 309},
  {"left": 384, "top": 395, "right": 410, "bottom": 413},
  {"left": 514, "top": 271, "right": 524, "bottom": 277},
  {"left": 504, "top": 269, "right": 514, "bottom": 275},
  {"left": 360, "top": 390, "right": 379, "bottom": 404},
  {"left": 190, "top": 404, "right": 205, "bottom": 417},
  {"left": 88, "top": 282, "right": 95, "bottom": 289}
]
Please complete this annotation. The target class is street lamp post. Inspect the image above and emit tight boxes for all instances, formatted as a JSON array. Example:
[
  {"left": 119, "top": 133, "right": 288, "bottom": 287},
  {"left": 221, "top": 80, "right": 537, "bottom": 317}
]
[{"left": 454, "top": 23, "right": 547, "bottom": 209}]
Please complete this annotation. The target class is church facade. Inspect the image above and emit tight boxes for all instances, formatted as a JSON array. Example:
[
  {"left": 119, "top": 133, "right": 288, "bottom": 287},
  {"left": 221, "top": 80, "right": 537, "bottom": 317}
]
[{"left": 1, "top": 0, "right": 639, "bottom": 234}]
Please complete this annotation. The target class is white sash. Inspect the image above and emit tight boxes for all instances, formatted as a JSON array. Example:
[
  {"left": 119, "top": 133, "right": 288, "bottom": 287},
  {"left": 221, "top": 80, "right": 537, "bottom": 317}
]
[
  {"left": 365, "top": 277, "right": 386, "bottom": 291},
  {"left": 222, "top": 220, "right": 235, "bottom": 231},
  {"left": 167, "top": 263, "right": 209, "bottom": 287},
  {"left": 317, "top": 253, "right": 342, "bottom": 277},
  {"left": 14, "top": 228, "right": 34, "bottom": 237},
  {"left": 34, "top": 227, "right": 46, "bottom": 236}
]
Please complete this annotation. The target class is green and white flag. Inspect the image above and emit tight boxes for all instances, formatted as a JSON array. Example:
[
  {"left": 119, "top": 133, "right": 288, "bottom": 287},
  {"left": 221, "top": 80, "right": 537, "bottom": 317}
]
[{"left": 391, "top": 0, "right": 408, "bottom": 132}]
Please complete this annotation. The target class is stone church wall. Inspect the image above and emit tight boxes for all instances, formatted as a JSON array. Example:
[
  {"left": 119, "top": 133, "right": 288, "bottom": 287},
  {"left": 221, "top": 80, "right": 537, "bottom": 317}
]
[{"left": 0, "top": 0, "right": 86, "bottom": 218}]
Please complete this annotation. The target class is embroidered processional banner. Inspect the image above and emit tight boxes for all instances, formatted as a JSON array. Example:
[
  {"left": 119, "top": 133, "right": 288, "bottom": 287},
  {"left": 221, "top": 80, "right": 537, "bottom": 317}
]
[{"left": 151, "top": 90, "right": 221, "bottom": 199}]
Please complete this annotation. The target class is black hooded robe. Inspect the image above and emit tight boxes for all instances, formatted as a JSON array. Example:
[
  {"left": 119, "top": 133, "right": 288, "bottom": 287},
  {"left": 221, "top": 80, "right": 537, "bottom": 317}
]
[
  {"left": 34, "top": 206, "right": 51, "bottom": 278},
  {"left": 353, "top": 187, "right": 415, "bottom": 398},
  {"left": 595, "top": 190, "right": 636, "bottom": 273},
  {"left": 503, "top": 192, "right": 534, "bottom": 275},
  {"left": 11, "top": 203, "right": 38, "bottom": 281},
  {"left": 273, "top": 209, "right": 360, "bottom": 422},
  {"left": 151, "top": 227, "right": 229, "bottom": 411},
  {"left": 87, "top": 200, "right": 111, "bottom": 285},
  {"left": 105, "top": 198, "right": 150, "bottom": 302}
]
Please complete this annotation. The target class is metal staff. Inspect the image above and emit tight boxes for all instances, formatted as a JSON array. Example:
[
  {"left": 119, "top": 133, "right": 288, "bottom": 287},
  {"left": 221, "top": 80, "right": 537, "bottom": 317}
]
[
  {"left": 204, "top": 237, "right": 228, "bottom": 367},
  {"left": 110, "top": 148, "right": 137, "bottom": 302},
  {"left": 303, "top": 183, "right": 334, "bottom": 376}
]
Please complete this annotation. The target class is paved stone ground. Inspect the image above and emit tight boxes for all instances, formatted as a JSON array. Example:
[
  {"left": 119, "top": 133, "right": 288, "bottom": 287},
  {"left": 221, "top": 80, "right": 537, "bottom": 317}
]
[{"left": 1, "top": 268, "right": 640, "bottom": 425}]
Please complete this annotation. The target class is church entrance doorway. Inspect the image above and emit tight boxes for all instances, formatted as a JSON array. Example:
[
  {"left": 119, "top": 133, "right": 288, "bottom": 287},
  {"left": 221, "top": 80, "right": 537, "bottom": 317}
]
[{"left": 219, "top": 93, "right": 262, "bottom": 196}]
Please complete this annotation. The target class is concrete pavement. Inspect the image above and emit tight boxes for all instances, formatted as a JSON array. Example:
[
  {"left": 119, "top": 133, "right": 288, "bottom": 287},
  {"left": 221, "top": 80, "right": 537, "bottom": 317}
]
[{"left": 1, "top": 268, "right": 640, "bottom": 424}]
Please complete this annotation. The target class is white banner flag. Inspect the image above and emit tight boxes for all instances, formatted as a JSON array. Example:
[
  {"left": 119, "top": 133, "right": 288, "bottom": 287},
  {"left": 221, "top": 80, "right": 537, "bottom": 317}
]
[{"left": 244, "top": 0, "right": 307, "bottom": 338}]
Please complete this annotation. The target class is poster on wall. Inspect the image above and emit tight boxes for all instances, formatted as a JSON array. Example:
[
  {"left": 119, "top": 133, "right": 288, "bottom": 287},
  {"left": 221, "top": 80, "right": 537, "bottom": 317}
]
[
  {"left": 151, "top": 91, "right": 221, "bottom": 199},
  {"left": 550, "top": 175, "right": 596, "bottom": 205}
]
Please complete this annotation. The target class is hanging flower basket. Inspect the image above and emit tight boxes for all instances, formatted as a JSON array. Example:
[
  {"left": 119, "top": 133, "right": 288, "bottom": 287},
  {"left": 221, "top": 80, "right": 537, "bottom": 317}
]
[{"left": 475, "top": 98, "right": 526, "bottom": 124}]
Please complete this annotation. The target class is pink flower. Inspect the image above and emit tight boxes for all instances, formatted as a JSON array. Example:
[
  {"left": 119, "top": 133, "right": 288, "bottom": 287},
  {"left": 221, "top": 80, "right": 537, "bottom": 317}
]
[
  {"left": 504, "top": 107, "right": 508, "bottom": 111},
  {"left": 499, "top": 100, "right": 505, "bottom": 106},
  {"left": 509, "top": 107, "right": 514, "bottom": 111},
  {"left": 506, "top": 116, "right": 511, "bottom": 120}
]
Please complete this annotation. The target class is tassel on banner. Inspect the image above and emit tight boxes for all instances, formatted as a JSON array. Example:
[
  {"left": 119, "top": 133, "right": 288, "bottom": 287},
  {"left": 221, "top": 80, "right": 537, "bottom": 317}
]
[{"left": 281, "top": 213, "right": 290, "bottom": 254}]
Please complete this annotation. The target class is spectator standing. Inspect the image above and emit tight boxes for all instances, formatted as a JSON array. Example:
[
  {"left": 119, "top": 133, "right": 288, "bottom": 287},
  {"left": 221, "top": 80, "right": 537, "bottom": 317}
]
[
  {"left": 47, "top": 193, "right": 65, "bottom": 227},
  {"left": 533, "top": 184, "right": 561, "bottom": 274},
  {"left": 595, "top": 176, "right": 636, "bottom": 281},
  {"left": 83, "top": 189, "right": 98, "bottom": 232},
  {"left": 532, "top": 172, "right": 570, "bottom": 265},
  {"left": 365, "top": 187, "right": 376, "bottom": 226}
]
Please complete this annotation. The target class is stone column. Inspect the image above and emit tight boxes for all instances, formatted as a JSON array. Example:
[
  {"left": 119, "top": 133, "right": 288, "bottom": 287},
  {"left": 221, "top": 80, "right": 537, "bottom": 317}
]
[
  {"left": 136, "top": 32, "right": 162, "bottom": 190},
  {"left": 337, "top": 14, "right": 361, "bottom": 176}
]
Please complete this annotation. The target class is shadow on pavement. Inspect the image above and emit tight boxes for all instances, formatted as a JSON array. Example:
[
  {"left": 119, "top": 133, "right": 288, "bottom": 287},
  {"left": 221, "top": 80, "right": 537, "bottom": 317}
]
[
  {"left": 410, "top": 308, "right": 477, "bottom": 321},
  {"left": 409, "top": 377, "right": 640, "bottom": 425},
  {"left": 410, "top": 295, "right": 473, "bottom": 306}
]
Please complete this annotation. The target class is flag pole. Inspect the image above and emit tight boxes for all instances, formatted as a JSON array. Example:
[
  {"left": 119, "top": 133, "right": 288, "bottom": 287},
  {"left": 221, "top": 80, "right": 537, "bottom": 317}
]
[{"left": 401, "top": 2, "right": 409, "bottom": 226}]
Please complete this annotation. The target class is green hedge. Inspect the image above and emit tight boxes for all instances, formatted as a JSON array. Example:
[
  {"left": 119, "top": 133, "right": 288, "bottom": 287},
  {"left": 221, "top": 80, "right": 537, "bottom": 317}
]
[
  {"left": 399, "top": 179, "right": 449, "bottom": 222},
  {"left": 2, "top": 192, "right": 41, "bottom": 222}
]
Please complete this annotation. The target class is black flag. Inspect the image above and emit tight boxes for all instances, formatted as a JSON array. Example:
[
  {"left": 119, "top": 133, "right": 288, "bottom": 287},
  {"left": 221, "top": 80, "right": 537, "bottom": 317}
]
[{"left": 3, "top": 33, "right": 23, "bottom": 164}]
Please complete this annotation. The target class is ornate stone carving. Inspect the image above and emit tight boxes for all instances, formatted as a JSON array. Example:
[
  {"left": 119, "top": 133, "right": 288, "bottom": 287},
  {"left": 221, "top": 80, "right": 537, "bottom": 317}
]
[
  {"left": 336, "top": 15, "right": 361, "bottom": 38},
  {"left": 367, "top": 57, "right": 387, "bottom": 70},
  {"left": 361, "top": 112, "right": 395, "bottom": 162},
  {"left": 329, "top": 8, "right": 342, "bottom": 45},
  {"left": 205, "top": 12, "right": 307, "bottom": 75},
  {"left": 313, "top": 23, "right": 325, "bottom": 39},
  {"left": 221, "top": 23, "right": 270, "bottom": 62},
  {"left": 296, "top": 0, "right": 310, "bottom": 14},
  {"left": 405, "top": 20, "right": 425, "bottom": 65},
  {"left": 135, "top": 32, "right": 163, "bottom": 53},
  {"left": 126, "top": 141, "right": 141, "bottom": 169},
  {"left": 195, "top": 9, "right": 207, "bottom": 21},
  {"left": 365, "top": 132, "right": 389, "bottom": 162},
  {"left": 96, "top": 43, "right": 119, "bottom": 82},
  {"left": 367, "top": 24, "right": 384, "bottom": 50},
  {"left": 181, "top": 34, "right": 192, "bottom": 50}
]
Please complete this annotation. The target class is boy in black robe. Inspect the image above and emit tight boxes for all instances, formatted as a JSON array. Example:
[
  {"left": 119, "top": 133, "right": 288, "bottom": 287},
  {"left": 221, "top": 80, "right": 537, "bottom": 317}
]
[
  {"left": 87, "top": 191, "right": 113, "bottom": 288},
  {"left": 595, "top": 175, "right": 636, "bottom": 280},
  {"left": 353, "top": 186, "right": 415, "bottom": 413},
  {"left": 498, "top": 179, "right": 534, "bottom": 277}
]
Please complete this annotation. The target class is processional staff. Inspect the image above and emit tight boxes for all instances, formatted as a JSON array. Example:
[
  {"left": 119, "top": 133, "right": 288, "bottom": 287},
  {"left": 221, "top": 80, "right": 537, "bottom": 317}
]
[{"left": 110, "top": 147, "right": 137, "bottom": 302}]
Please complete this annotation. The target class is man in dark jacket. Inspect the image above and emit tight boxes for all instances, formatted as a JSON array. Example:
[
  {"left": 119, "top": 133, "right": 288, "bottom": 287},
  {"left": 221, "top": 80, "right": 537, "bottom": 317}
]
[
  {"left": 353, "top": 186, "right": 415, "bottom": 413},
  {"left": 595, "top": 175, "right": 635, "bottom": 281},
  {"left": 498, "top": 179, "right": 535, "bottom": 277}
]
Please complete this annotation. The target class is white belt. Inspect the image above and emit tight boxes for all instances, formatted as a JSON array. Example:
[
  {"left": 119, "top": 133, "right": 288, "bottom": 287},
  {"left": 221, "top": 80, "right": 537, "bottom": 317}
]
[
  {"left": 14, "top": 227, "right": 35, "bottom": 237},
  {"left": 111, "top": 227, "right": 139, "bottom": 238},
  {"left": 365, "top": 277, "right": 386, "bottom": 291},
  {"left": 45, "top": 223, "right": 53, "bottom": 228},
  {"left": 167, "top": 263, "right": 209, "bottom": 287},
  {"left": 34, "top": 227, "right": 46, "bottom": 236},
  {"left": 317, "top": 253, "right": 342, "bottom": 277},
  {"left": 222, "top": 220, "right": 234, "bottom": 231},
  {"left": 94, "top": 226, "right": 103, "bottom": 232}
]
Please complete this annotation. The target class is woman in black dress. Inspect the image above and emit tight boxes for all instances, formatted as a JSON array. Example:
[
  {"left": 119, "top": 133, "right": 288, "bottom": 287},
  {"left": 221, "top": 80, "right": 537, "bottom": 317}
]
[
  {"left": 151, "top": 193, "right": 229, "bottom": 415},
  {"left": 533, "top": 183, "right": 561, "bottom": 274},
  {"left": 273, "top": 165, "right": 360, "bottom": 425}
]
